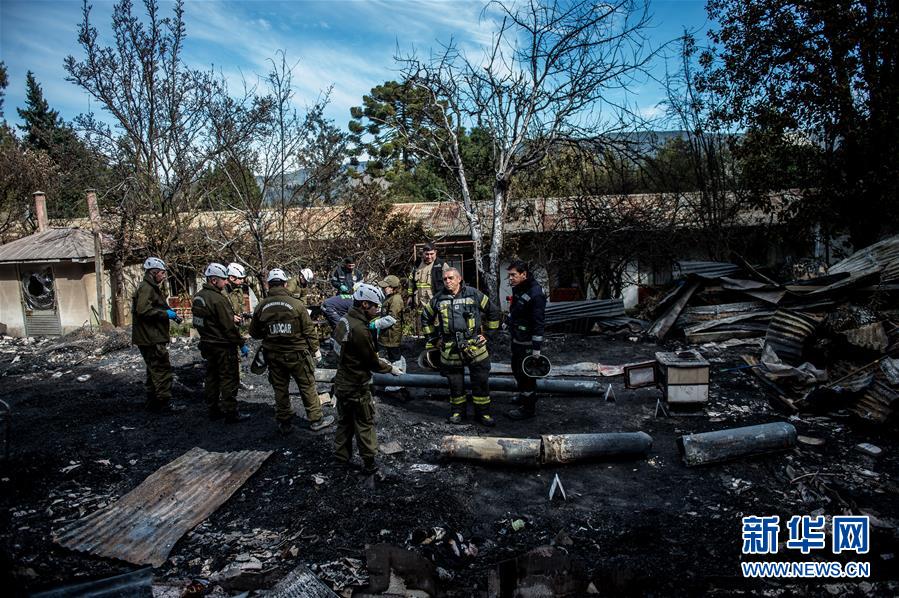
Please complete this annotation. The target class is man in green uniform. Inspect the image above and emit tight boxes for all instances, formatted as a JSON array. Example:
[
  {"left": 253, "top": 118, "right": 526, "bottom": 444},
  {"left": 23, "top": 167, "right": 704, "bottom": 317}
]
[
  {"left": 226, "top": 262, "right": 253, "bottom": 391},
  {"left": 285, "top": 267, "right": 314, "bottom": 301},
  {"left": 192, "top": 263, "right": 249, "bottom": 422},
  {"left": 377, "top": 275, "right": 406, "bottom": 395},
  {"left": 132, "top": 257, "right": 184, "bottom": 413},
  {"left": 250, "top": 268, "right": 334, "bottom": 435},
  {"left": 332, "top": 283, "right": 400, "bottom": 474},
  {"left": 421, "top": 267, "right": 501, "bottom": 426}
]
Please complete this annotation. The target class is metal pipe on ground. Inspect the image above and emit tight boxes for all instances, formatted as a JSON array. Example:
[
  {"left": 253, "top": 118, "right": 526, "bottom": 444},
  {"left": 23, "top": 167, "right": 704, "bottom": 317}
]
[
  {"left": 541, "top": 432, "right": 653, "bottom": 464},
  {"left": 440, "top": 433, "right": 654, "bottom": 466},
  {"left": 678, "top": 422, "right": 797, "bottom": 466},
  {"left": 440, "top": 435, "right": 542, "bottom": 466},
  {"left": 374, "top": 372, "right": 606, "bottom": 396},
  {"left": 315, "top": 369, "right": 606, "bottom": 395}
]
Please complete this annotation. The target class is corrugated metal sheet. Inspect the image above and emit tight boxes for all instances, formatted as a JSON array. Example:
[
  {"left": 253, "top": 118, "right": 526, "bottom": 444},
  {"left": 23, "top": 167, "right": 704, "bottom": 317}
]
[
  {"left": 829, "top": 233, "right": 899, "bottom": 283},
  {"left": 683, "top": 311, "right": 775, "bottom": 343},
  {"left": 830, "top": 362, "right": 898, "bottom": 425},
  {"left": 763, "top": 310, "right": 820, "bottom": 365},
  {"left": 674, "top": 261, "right": 740, "bottom": 279},
  {"left": 54, "top": 447, "right": 272, "bottom": 566},
  {"left": 678, "top": 301, "right": 768, "bottom": 325},
  {"left": 0, "top": 227, "right": 113, "bottom": 263},
  {"left": 544, "top": 299, "right": 625, "bottom": 325}
]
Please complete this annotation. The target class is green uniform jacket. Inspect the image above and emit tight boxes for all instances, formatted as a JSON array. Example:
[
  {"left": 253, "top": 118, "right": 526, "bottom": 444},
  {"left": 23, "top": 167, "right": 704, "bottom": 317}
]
[
  {"left": 421, "top": 285, "right": 501, "bottom": 364},
  {"left": 380, "top": 292, "right": 404, "bottom": 348},
  {"left": 334, "top": 306, "right": 392, "bottom": 396},
  {"left": 249, "top": 287, "right": 318, "bottom": 354},
  {"left": 131, "top": 273, "right": 171, "bottom": 346},
  {"left": 192, "top": 283, "right": 242, "bottom": 346},
  {"left": 226, "top": 283, "right": 246, "bottom": 317},
  {"left": 284, "top": 277, "right": 308, "bottom": 301}
]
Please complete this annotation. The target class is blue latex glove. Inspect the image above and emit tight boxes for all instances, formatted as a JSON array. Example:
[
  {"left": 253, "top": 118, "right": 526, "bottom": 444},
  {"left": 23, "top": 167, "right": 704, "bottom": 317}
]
[
  {"left": 240, "top": 344, "right": 250, "bottom": 357},
  {"left": 166, "top": 309, "right": 178, "bottom": 320},
  {"left": 339, "top": 284, "right": 349, "bottom": 293}
]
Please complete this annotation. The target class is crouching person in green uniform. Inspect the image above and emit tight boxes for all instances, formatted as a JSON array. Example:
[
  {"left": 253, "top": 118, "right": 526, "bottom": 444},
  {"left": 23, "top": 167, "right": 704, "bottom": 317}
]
[
  {"left": 192, "top": 263, "right": 249, "bottom": 423},
  {"left": 332, "top": 283, "right": 401, "bottom": 474},
  {"left": 250, "top": 269, "right": 334, "bottom": 435}
]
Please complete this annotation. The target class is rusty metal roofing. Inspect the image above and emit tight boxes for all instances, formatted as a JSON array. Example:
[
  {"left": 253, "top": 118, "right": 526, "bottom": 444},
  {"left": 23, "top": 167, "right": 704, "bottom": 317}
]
[
  {"left": 53, "top": 447, "right": 272, "bottom": 566},
  {"left": 57, "top": 191, "right": 796, "bottom": 244},
  {"left": 0, "top": 227, "right": 113, "bottom": 264},
  {"left": 829, "top": 233, "right": 899, "bottom": 283},
  {"left": 763, "top": 309, "right": 821, "bottom": 365}
]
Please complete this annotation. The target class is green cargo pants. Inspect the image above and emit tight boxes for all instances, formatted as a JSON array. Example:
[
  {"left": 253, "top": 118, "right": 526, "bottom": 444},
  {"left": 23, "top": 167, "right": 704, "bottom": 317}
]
[
  {"left": 138, "top": 343, "right": 173, "bottom": 408},
  {"left": 201, "top": 342, "right": 239, "bottom": 415},
  {"left": 265, "top": 350, "right": 323, "bottom": 423},
  {"left": 334, "top": 390, "right": 377, "bottom": 464}
]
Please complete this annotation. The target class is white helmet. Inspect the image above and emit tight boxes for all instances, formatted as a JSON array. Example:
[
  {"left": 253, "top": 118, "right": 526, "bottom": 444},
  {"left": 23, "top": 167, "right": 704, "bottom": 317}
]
[
  {"left": 204, "top": 262, "right": 228, "bottom": 279},
  {"left": 143, "top": 257, "right": 166, "bottom": 271},
  {"left": 227, "top": 263, "right": 246, "bottom": 278},
  {"left": 267, "top": 268, "right": 288, "bottom": 283},
  {"left": 300, "top": 268, "right": 314, "bottom": 283},
  {"left": 353, "top": 283, "right": 384, "bottom": 305}
]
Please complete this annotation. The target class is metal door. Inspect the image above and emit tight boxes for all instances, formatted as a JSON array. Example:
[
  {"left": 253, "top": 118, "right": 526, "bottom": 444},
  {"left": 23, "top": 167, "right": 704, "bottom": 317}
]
[{"left": 20, "top": 265, "right": 63, "bottom": 336}]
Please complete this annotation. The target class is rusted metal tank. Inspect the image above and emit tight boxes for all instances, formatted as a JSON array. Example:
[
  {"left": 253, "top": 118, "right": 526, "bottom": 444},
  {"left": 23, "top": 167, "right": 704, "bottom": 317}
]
[
  {"left": 440, "top": 435, "right": 542, "bottom": 466},
  {"left": 678, "top": 422, "right": 797, "bottom": 466},
  {"left": 541, "top": 432, "right": 653, "bottom": 464}
]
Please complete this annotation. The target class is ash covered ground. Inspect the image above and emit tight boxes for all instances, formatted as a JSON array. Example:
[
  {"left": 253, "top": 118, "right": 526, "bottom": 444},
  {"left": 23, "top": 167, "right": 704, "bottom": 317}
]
[{"left": 1, "top": 329, "right": 897, "bottom": 596}]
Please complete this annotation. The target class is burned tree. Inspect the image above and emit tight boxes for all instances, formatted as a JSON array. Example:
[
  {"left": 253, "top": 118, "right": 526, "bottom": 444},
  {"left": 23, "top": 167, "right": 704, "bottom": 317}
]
[
  {"left": 197, "top": 51, "right": 348, "bottom": 294},
  {"left": 396, "top": 0, "right": 654, "bottom": 302},
  {"left": 64, "top": 0, "right": 267, "bottom": 316}
]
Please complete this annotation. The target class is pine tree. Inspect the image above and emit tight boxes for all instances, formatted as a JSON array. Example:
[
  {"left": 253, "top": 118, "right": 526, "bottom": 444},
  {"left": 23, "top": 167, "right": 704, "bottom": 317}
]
[
  {"left": 17, "top": 71, "right": 63, "bottom": 151},
  {"left": 0, "top": 62, "right": 8, "bottom": 119}
]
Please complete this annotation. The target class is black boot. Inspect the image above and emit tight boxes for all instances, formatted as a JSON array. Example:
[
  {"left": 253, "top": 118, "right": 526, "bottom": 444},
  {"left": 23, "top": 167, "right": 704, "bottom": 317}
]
[
  {"left": 507, "top": 394, "right": 537, "bottom": 420},
  {"left": 448, "top": 401, "right": 467, "bottom": 424},
  {"left": 475, "top": 404, "right": 496, "bottom": 427}
]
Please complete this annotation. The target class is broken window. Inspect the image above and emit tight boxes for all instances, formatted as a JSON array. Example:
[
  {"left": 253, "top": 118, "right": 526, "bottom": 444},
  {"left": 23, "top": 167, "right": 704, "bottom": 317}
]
[{"left": 21, "top": 267, "right": 56, "bottom": 310}]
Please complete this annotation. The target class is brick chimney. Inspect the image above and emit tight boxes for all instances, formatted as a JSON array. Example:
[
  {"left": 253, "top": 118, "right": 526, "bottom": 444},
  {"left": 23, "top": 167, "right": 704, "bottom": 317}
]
[{"left": 33, "top": 191, "right": 49, "bottom": 232}]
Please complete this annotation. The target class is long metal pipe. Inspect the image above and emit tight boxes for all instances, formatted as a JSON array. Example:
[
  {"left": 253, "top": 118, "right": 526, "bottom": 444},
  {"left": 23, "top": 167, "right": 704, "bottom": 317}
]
[
  {"left": 440, "top": 433, "right": 654, "bottom": 466},
  {"left": 440, "top": 435, "right": 542, "bottom": 466},
  {"left": 374, "top": 372, "right": 606, "bottom": 395},
  {"left": 316, "top": 369, "right": 606, "bottom": 395},
  {"left": 678, "top": 422, "right": 797, "bottom": 466},
  {"left": 541, "top": 432, "right": 653, "bottom": 464}
]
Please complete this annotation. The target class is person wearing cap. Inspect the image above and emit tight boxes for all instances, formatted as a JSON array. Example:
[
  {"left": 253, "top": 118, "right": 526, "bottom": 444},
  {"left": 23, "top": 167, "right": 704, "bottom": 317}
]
[
  {"left": 505, "top": 259, "right": 547, "bottom": 420},
  {"left": 132, "top": 257, "right": 184, "bottom": 413},
  {"left": 329, "top": 257, "right": 364, "bottom": 295},
  {"left": 226, "top": 262, "right": 253, "bottom": 391},
  {"left": 421, "top": 267, "right": 502, "bottom": 426},
  {"left": 250, "top": 268, "right": 334, "bottom": 434},
  {"left": 192, "top": 263, "right": 249, "bottom": 423},
  {"left": 332, "top": 283, "right": 401, "bottom": 474},
  {"left": 377, "top": 275, "right": 406, "bottom": 395}
]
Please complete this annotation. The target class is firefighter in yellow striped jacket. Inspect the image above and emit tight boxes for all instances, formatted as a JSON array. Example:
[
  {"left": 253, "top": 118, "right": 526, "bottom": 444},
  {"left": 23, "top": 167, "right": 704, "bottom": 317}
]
[{"left": 421, "top": 267, "right": 501, "bottom": 426}]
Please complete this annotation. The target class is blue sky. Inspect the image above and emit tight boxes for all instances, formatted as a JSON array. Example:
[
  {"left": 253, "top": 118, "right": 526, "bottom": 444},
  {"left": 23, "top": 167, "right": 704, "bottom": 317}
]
[{"left": 0, "top": 0, "right": 711, "bottom": 131}]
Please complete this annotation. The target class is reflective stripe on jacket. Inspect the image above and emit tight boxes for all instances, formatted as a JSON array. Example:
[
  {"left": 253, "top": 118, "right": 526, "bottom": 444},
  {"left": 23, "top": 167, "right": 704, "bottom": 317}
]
[{"left": 421, "top": 285, "right": 500, "bottom": 365}]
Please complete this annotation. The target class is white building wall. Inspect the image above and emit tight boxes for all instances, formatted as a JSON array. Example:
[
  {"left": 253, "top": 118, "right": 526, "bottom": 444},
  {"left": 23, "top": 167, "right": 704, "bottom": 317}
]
[{"left": 0, "top": 265, "right": 25, "bottom": 336}]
